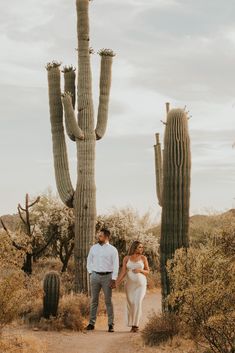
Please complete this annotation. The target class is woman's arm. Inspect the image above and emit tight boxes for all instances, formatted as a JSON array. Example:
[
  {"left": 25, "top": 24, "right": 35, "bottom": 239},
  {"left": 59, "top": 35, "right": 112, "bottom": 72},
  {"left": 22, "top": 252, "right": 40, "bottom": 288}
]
[{"left": 116, "top": 256, "right": 128, "bottom": 286}]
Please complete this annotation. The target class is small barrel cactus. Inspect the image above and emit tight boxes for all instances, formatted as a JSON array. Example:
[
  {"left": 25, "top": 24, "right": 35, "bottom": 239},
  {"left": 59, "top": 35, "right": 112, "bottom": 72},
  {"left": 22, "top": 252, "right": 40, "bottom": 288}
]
[{"left": 43, "top": 271, "right": 60, "bottom": 318}]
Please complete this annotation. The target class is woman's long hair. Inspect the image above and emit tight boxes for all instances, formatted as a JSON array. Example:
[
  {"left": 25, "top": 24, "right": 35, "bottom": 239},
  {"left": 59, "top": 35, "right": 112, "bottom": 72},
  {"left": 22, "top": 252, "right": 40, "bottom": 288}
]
[{"left": 128, "top": 240, "right": 143, "bottom": 256}]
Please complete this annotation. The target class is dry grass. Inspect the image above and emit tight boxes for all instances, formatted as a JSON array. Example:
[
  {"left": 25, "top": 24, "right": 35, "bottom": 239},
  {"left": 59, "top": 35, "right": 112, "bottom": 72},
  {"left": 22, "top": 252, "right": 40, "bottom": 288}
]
[
  {"left": 23, "top": 291, "right": 106, "bottom": 331},
  {"left": 32, "top": 257, "right": 76, "bottom": 295},
  {"left": 138, "top": 335, "right": 203, "bottom": 353},
  {"left": 147, "top": 271, "right": 160, "bottom": 290},
  {"left": 142, "top": 312, "right": 180, "bottom": 346},
  {"left": 24, "top": 293, "right": 89, "bottom": 331},
  {"left": 0, "top": 333, "right": 46, "bottom": 353}
]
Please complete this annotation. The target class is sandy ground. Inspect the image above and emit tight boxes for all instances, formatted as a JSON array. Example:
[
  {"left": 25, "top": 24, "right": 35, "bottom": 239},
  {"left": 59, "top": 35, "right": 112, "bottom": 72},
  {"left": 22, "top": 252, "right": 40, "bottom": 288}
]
[{"left": 3, "top": 290, "right": 162, "bottom": 353}]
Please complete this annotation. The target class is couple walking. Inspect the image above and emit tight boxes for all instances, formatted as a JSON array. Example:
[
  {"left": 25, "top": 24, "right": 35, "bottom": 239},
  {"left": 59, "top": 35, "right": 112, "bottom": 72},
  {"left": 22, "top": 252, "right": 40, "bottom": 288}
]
[{"left": 86, "top": 228, "right": 150, "bottom": 333}]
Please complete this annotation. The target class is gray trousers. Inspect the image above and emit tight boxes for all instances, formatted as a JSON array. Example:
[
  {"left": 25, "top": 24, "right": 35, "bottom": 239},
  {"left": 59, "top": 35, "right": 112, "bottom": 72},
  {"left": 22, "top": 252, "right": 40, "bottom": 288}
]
[{"left": 89, "top": 272, "right": 114, "bottom": 326}]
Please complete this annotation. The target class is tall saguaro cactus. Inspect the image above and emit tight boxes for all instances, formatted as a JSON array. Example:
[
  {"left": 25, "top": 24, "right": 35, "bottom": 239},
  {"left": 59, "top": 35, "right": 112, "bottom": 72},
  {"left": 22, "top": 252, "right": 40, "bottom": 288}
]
[
  {"left": 154, "top": 103, "right": 191, "bottom": 311},
  {"left": 46, "top": 0, "right": 115, "bottom": 292}
]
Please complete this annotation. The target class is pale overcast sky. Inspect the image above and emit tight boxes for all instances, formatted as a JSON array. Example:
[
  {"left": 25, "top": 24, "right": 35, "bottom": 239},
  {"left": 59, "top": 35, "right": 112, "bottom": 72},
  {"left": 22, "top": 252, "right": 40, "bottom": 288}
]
[{"left": 1, "top": 0, "right": 235, "bottom": 218}]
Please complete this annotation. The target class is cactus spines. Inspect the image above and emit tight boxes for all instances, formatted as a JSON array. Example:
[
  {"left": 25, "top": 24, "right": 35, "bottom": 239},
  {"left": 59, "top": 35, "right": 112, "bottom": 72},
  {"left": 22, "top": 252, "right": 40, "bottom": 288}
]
[
  {"left": 46, "top": 0, "right": 114, "bottom": 292},
  {"left": 43, "top": 271, "right": 60, "bottom": 318},
  {"left": 154, "top": 104, "right": 191, "bottom": 311}
]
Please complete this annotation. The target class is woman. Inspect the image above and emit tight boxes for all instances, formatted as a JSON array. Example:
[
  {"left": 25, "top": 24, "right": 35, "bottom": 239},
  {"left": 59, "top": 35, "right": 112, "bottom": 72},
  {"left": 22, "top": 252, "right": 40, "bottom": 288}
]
[{"left": 116, "top": 241, "right": 150, "bottom": 333}]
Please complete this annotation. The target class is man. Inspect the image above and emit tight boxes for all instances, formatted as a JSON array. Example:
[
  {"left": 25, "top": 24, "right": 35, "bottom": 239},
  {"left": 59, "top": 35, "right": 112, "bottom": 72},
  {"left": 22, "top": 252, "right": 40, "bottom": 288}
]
[{"left": 86, "top": 228, "right": 119, "bottom": 332}]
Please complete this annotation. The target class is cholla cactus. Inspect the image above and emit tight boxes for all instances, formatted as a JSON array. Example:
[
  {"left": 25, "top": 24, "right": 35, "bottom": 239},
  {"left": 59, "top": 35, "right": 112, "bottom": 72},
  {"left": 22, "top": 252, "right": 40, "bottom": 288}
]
[
  {"left": 154, "top": 103, "right": 191, "bottom": 311},
  {"left": 46, "top": 0, "right": 115, "bottom": 292},
  {"left": 0, "top": 194, "right": 55, "bottom": 275}
]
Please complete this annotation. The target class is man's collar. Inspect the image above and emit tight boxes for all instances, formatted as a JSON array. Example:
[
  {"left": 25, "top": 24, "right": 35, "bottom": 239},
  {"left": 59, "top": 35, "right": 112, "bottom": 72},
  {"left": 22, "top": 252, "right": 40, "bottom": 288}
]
[{"left": 97, "top": 241, "right": 109, "bottom": 246}]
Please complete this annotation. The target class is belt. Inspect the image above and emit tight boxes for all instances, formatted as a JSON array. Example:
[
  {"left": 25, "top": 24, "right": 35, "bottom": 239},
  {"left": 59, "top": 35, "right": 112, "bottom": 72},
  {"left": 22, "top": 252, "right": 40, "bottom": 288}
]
[{"left": 94, "top": 271, "right": 112, "bottom": 275}]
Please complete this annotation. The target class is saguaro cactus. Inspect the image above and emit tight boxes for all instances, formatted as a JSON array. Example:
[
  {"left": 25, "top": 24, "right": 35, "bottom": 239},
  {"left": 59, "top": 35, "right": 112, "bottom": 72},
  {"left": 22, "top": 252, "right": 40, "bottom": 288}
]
[
  {"left": 46, "top": 0, "right": 114, "bottom": 292},
  {"left": 154, "top": 103, "right": 191, "bottom": 311},
  {"left": 43, "top": 271, "right": 60, "bottom": 318}
]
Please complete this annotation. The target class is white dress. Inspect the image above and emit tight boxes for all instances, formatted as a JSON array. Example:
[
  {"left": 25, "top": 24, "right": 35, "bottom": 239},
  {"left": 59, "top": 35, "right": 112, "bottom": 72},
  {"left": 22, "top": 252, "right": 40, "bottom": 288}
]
[{"left": 125, "top": 258, "right": 147, "bottom": 327}]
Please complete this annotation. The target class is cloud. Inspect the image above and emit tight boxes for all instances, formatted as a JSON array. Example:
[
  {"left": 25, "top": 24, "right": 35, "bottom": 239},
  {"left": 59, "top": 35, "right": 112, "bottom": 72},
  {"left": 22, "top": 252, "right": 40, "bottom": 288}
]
[
  {"left": 1, "top": 0, "right": 235, "bottom": 216},
  {"left": 90, "top": 0, "right": 235, "bottom": 102}
]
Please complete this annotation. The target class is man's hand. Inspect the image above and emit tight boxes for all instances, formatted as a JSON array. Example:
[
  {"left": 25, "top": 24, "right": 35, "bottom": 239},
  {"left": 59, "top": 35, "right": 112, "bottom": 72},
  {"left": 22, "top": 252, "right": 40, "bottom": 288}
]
[{"left": 109, "top": 279, "right": 116, "bottom": 289}]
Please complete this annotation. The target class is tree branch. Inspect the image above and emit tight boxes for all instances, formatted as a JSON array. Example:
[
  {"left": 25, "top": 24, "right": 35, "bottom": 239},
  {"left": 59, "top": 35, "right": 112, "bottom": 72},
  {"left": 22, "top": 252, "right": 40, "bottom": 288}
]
[{"left": 33, "top": 230, "right": 56, "bottom": 257}]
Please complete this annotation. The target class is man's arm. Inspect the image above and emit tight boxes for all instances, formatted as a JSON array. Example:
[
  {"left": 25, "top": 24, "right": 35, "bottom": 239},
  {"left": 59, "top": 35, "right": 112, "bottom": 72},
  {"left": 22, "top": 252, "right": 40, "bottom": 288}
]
[
  {"left": 116, "top": 256, "right": 128, "bottom": 286},
  {"left": 87, "top": 246, "right": 93, "bottom": 274},
  {"left": 112, "top": 248, "right": 119, "bottom": 280}
]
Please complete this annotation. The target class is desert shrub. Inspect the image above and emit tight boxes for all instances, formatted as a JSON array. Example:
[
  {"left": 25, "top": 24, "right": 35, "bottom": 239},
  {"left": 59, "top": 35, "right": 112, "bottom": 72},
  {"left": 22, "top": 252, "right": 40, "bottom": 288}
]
[
  {"left": 189, "top": 211, "right": 235, "bottom": 247},
  {"left": 97, "top": 207, "right": 159, "bottom": 272},
  {"left": 0, "top": 334, "right": 46, "bottom": 353},
  {"left": 24, "top": 293, "right": 90, "bottom": 331},
  {"left": 20, "top": 274, "right": 44, "bottom": 317},
  {"left": 0, "top": 231, "right": 27, "bottom": 331},
  {"left": 167, "top": 229, "right": 235, "bottom": 353},
  {"left": 147, "top": 271, "right": 161, "bottom": 290},
  {"left": 29, "top": 194, "right": 75, "bottom": 272},
  {"left": 0, "top": 229, "right": 24, "bottom": 268},
  {"left": 142, "top": 312, "right": 180, "bottom": 346},
  {"left": 0, "top": 268, "right": 26, "bottom": 331},
  {"left": 23, "top": 257, "right": 75, "bottom": 296}
]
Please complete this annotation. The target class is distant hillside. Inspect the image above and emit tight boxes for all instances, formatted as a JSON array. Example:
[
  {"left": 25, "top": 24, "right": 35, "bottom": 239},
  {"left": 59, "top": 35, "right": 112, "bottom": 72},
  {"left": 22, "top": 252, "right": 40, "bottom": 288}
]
[
  {"left": 0, "top": 213, "right": 19, "bottom": 231},
  {"left": 148, "top": 208, "right": 235, "bottom": 242},
  {"left": 1, "top": 208, "right": 235, "bottom": 241}
]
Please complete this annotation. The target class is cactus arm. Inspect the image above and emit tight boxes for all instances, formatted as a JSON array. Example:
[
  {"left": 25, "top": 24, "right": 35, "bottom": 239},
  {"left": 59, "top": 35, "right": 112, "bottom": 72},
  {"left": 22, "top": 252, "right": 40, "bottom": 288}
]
[
  {"left": 76, "top": 0, "right": 94, "bottom": 127},
  {"left": 154, "top": 133, "right": 163, "bottom": 207},
  {"left": 62, "top": 67, "right": 84, "bottom": 141},
  {"left": 63, "top": 66, "right": 76, "bottom": 109},
  {"left": 61, "top": 93, "right": 85, "bottom": 141},
  {"left": 46, "top": 63, "right": 75, "bottom": 208},
  {"left": 166, "top": 102, "right": 170, "bottom": 114},
  {"left": 95, "top": 50, "right": 115, "bottom": 140}
]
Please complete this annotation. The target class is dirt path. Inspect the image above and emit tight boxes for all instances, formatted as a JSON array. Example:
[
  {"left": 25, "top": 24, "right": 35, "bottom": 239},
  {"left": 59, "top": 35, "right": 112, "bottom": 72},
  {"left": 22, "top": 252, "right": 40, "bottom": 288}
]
[{"left": 5, "top": 290, "right": 161, "bottom": 353}]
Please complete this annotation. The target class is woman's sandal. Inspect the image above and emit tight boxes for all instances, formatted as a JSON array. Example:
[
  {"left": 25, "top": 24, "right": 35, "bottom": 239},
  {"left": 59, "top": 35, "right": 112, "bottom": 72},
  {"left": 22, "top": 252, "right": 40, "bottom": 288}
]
[{"left": 131, "top": 326, "right": 139, "bottom": 333}]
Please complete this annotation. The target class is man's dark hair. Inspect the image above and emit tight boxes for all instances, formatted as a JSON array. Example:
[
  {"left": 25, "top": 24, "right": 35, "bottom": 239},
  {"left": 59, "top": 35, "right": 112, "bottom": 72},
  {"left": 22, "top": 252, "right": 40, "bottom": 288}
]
[{"left": 100, "top": 228, "right": 111, "bottom": 238}]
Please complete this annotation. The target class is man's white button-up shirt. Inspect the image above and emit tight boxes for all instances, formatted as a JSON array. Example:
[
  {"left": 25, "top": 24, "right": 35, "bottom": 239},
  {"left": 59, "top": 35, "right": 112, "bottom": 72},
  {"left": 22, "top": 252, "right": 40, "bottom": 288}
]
[{"left": 87, "top": 242, "right": 119, "bottom": 280}]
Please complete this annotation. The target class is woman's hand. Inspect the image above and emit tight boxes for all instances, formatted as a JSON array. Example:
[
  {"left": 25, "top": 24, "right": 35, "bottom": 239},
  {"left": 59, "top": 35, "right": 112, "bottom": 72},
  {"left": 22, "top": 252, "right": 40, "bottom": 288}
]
[
  {"left": 109, "top": 280, "right": 116, "bottom": 289},
  {"left": 132, "top": 268, "right": 142, "bottom": 274}
]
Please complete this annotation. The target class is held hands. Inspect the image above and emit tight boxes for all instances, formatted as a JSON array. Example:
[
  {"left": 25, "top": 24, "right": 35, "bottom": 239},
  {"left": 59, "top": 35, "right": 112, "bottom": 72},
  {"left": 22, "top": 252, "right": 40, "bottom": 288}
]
[{"left": 109, "top": 279, "right": 116, "bottom": 289}]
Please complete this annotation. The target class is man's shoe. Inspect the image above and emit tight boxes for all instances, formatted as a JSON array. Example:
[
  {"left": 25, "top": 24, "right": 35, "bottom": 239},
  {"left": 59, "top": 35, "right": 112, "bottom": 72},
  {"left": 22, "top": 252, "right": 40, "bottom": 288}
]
[
  {"left": 108, "top": 325, "right": 114, "bottom": 332},
  {"left": 86, "top": 324, "right": 95, "bottom": 331}
]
